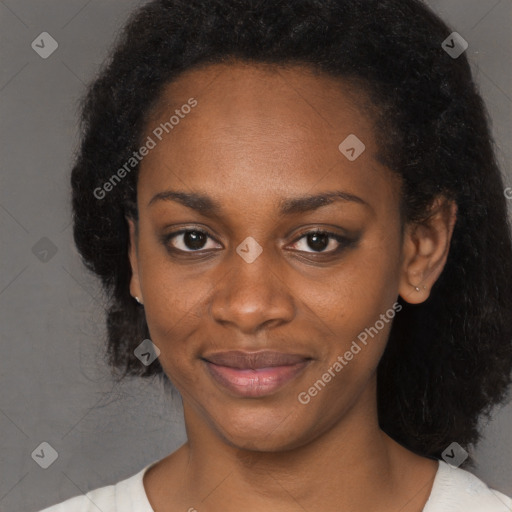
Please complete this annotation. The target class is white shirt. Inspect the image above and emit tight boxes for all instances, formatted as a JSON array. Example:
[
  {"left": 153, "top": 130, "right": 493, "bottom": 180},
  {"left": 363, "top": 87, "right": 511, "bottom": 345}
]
[{"left": 38, "top": 459, "right": 512, "bottom": 511}]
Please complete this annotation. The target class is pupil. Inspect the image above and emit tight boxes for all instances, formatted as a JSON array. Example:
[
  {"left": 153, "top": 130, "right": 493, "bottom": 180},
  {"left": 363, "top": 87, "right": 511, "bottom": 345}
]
[
  {"left": 308, "top": 232, "right": 328, "bottom": 252},
  {"left": 185, "top": 231, "right": 206, "bottom": 250}
]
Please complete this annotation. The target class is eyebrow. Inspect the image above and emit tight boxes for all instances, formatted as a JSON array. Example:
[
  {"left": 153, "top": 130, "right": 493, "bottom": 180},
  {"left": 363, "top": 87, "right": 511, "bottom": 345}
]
[{"left": 147, "top": 189, "right": 371, "bottom": 215}]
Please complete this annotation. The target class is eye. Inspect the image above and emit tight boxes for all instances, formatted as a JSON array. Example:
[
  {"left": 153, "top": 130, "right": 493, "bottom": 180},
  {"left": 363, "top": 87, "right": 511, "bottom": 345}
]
[
  {"left": 290, "top": 229, "right": 354, "bottom": 254},
  {"left": 162, "top": 227, "right": 356, "bottom": 256},
  {"left": 163, "top": 228, "right": 221, "bottom": 253}
]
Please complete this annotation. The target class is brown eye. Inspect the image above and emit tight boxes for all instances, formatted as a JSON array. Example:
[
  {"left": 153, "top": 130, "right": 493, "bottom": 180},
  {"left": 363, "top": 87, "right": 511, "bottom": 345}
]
[
  {"left": 164, "top": 229, "right": 221, "bottom": 252},
  {"left": 290, "top": 229, "right": 354, "bottom": 254}
]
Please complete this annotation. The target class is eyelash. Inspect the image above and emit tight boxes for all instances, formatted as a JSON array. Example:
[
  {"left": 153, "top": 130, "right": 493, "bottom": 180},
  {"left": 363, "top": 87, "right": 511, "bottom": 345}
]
[{"left": 161, "top": 227, "right": 356, "bottom": 257}]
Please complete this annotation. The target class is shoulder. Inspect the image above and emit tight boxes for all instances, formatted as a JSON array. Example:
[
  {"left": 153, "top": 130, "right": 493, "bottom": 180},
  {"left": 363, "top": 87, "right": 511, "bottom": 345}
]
[
  {"left": 36, "top": 462, "right": 156, "bottom": 512},
  {"left": 424, "top": 460, "right": 512, "bottom": 512}
]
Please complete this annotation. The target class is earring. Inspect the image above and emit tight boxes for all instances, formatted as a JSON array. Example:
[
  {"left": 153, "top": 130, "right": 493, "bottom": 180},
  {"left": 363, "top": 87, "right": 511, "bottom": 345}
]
[
  {"left": 135, "top": 296, "right": 143, "bottom": 305},
  {"left": 414, "top": 286, "right": 421, "bottom": 292}
]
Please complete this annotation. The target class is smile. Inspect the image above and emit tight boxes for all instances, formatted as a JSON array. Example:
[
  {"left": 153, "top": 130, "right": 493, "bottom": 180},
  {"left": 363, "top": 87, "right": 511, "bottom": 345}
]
[{"left": 202, "top": 350, "right": 312, "bottom": 398}]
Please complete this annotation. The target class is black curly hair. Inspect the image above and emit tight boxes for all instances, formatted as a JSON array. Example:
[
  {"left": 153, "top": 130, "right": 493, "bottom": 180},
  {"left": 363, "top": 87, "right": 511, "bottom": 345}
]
[{"left": 71, "top": 0, "right": 512, "bottom": 466}]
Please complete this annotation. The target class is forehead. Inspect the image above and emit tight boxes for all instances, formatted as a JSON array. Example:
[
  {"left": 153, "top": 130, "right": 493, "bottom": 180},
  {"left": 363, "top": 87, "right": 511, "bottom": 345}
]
[
  {"left": 137, "top": 61, "right": 395, "bottom": 212},
  {"left": 145, "top": 61, "right": 377, "bottom": 143}
]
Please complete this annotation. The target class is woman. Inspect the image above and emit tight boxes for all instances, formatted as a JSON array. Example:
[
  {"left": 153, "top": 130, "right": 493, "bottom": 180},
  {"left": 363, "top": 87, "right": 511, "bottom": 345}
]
[{"left": 40, "top": 0, "right": 512, "bottom": 510}]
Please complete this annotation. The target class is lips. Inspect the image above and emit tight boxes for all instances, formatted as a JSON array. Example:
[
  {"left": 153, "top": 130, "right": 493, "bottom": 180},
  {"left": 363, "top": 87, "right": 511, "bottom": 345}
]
[
  {"left": 203, "top": 350, "right": 309, "bottom": 369},
  {"left": 202, "top": 350, "right": 311, "bottom": 398}
]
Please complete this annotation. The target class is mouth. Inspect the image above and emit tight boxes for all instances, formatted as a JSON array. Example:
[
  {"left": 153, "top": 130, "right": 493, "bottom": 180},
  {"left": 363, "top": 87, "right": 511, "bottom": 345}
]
[{"left": 201, "top": 350, "right": 312, "bottom": 398}]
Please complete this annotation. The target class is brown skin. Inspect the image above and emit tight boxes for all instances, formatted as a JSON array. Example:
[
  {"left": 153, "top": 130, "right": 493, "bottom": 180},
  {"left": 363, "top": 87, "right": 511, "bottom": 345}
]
[{"left": 127, "top": 62, "right": 457, "bottom": 512}]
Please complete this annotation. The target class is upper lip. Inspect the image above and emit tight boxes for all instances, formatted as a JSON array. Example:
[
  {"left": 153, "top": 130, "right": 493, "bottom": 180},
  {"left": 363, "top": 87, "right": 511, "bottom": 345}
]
[{"left": 202, "top": 350, "right": 311, "bottom": 370}]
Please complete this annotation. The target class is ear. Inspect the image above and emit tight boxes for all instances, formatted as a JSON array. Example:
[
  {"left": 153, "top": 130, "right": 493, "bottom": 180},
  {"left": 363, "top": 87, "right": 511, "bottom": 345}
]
[
  {"left": 398, "top": 196, "right": 457, "bottom": 304},
  {"left": 127, "top": 216, "right": 143, "bottom": 303}
]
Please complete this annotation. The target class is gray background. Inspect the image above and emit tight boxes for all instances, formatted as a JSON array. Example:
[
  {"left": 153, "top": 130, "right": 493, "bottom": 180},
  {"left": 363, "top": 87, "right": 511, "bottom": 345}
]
[{"left": 0, "top": 1, "right": 511, "bottom": 511}]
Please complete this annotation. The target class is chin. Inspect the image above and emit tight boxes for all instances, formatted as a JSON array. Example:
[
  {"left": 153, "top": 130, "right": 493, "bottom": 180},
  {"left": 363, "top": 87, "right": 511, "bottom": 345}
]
[{"left": 206, "top": 400, "right": 319, "bottom": 453}]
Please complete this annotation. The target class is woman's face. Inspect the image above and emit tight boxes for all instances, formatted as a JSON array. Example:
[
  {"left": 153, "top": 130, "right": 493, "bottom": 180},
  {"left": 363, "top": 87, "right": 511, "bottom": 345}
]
[{"left": 128, "top": 62, "right": 414, "bottom": 451}]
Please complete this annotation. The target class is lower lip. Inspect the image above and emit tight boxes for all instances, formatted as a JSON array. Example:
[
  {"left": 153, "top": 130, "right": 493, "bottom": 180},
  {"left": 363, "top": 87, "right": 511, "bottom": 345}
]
[{"left": 204, "top": 360, "right": 310, "bottom": 398}]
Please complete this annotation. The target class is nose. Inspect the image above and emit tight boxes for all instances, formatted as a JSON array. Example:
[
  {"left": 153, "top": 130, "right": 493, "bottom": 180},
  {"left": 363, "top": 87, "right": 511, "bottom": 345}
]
[{"left": 210, "top": 244, "right": 296, "bottom": 334}]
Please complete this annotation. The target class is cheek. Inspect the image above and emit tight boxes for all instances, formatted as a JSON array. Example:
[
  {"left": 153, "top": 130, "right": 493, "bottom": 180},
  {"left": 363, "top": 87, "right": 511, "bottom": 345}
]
[
  {"left": 311, "top": 231, "right": 402, "bottom": 333},
  {"left": 299, "top": 231, "right": 402, "bottom": 396},
  {"left": 136, "top": 243, "right": 205, "bottom": 380},
  {"left": 137, "top": 227, "right": 204, "bottom": 320}
]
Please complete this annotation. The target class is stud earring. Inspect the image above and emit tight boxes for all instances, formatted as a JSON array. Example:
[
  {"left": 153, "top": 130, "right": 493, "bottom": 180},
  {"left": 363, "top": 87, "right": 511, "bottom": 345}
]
[{"left": 135, "top": 296, "right": 143, "bottom": 305}]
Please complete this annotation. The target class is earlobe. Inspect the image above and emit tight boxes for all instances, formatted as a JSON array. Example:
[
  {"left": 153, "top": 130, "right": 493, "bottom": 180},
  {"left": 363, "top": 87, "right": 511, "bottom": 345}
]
[
  {"left": 126, "top": 216, "right": 143, "bottom": 304},
  {"left": 398, "top": 197, "right": 457, "bottom": 305}
]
